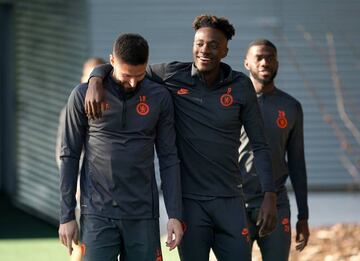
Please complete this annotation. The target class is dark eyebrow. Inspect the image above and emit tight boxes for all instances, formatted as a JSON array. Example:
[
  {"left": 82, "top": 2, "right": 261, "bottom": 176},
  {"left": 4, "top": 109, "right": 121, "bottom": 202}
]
[
  {"left": 255, "top": 54, "right": 275, "bottom": 58},
  {"left": 122, "top": 72, "right": 146, "bottom": 77},
  {"left": 195, "top": 40, "right": 220, "bottom": 46}
]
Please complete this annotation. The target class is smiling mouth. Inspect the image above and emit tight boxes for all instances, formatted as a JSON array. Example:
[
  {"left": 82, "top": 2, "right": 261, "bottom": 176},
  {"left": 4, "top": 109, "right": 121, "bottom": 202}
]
[
  {"left": 260, "top": 70, "right": 271, "bottom": 75},
  {"left": 198, "top": 57, "right": 212, "bottom": 63}
]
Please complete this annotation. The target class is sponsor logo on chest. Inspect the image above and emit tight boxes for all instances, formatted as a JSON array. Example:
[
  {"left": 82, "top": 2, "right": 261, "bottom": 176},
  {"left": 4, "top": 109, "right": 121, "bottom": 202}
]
[
  {"left": 177, "top": 88, "right": 190, "bottom": 95},
  {"left": 220, "top": 87, "right": 234, "bottom": 107},
  {"left": 136, "top": 95, "right": 150, "bottom": 116},
  {"left": 276, "top": 110, "right": 288, "bottom": 128}
]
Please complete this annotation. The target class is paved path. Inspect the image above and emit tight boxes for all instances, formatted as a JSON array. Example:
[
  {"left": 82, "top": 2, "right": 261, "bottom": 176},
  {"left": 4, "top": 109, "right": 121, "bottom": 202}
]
[
  {"left": 289, "top": 192, "right": 360, "bottom": 226},
  {"left": 158, "top": 192, "right": 360, "bottom": 235}
]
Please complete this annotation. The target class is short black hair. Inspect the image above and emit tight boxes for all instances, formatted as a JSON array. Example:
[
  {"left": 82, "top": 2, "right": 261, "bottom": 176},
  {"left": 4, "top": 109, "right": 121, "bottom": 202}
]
[
  {"left": 246, "top": 39, "right": 277, "bottom": 55},
  {"left": 192, "top": 14, "right": 235, "bottom": 40},
  {"left": 113, "top": 33, "right": 149, "bottom": 65}
]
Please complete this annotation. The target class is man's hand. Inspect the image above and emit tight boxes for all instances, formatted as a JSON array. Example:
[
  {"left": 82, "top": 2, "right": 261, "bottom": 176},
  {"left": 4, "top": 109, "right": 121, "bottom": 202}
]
[
  {"left": 166, "top": 218, "right": 184, "bottom": 251},
  {"left": 296, "top": 219, "right": 310, "bottom": 251},
  {"left": 58, "top": 220, "right": 79, "bottom": 255},
  {"left": 257, "top": 192, "right": 277, "bottom": 237},
  {"left": 85, "top": 77, "right": 107, "bottom": 119}
]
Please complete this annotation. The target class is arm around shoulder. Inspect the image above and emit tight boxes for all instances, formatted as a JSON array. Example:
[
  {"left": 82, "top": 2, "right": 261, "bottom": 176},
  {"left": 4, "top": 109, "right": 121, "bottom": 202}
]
[{"left": 85, "top": 64, "right": 112, "bottom": 119}]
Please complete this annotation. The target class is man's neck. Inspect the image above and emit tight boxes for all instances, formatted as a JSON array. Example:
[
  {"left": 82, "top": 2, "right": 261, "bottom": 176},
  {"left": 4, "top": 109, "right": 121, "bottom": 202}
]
[
  {"left": 253, "top": 81, "right": 275, "bottom": 94},
  {"left": 202, "top": 67, "right": 221, "bottom": 87}
]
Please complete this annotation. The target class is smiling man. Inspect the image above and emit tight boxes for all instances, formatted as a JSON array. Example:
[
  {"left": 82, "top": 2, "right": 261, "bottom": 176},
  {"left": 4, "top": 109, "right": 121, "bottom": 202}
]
[{"left": 85, "top": 15, "right": 277, "bottom": 261}]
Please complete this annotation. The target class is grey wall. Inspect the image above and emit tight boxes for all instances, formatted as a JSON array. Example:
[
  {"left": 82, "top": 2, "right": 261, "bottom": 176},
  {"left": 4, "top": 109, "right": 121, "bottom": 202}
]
[
  {"left": 0, "top": 2, "right": 16, "bottom": 195},
  {"left": 13, "top": 0, "right": 88, "bottom": 223},
  {"left": 278, "top": 0, "right": 360, "bottom": 189},
  {"left": 89, "top": 0, "right": 360, "bottom": 190}
]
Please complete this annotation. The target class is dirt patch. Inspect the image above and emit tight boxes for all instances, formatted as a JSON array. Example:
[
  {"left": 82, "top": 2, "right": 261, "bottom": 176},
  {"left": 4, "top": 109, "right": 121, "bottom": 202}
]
[{"left": 251, "top": 223, "right": 360, "bottom": 261}]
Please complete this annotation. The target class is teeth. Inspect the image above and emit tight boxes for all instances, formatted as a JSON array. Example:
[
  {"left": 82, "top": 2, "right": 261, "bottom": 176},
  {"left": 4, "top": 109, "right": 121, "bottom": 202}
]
[{"left": 200, "top": 57, "right": 211, "bottom": 61}]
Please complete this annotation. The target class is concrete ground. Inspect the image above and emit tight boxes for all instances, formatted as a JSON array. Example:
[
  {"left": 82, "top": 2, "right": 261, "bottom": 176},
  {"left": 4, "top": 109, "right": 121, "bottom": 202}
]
[{"left": 159, "top": 192, "right": 360, "bottom": 235}]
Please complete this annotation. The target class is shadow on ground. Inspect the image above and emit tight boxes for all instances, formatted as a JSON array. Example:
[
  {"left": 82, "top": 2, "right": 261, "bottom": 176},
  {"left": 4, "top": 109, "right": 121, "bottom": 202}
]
[{"left": 0, "top": 193, "right": 58, "bottom": 239}]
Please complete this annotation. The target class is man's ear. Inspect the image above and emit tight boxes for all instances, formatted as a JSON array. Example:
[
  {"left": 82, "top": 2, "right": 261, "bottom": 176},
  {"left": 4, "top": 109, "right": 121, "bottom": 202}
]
[
  {"left": 222, "top": 47, "right": 229, "bottom": 59},
  {"left": 244, "top": 59, "right": 250, "bottom": 70},
  {"left": 109, "top": 54, "right": 115, "bottom": 66}
]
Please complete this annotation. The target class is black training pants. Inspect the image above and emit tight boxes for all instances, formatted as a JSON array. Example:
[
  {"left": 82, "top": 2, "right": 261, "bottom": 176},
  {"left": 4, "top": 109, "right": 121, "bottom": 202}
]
[
  {"left": 80, "top": 214, "right": 162, "bottom": 261},
  {"left": 178, "top": 197, "right": 251, "bottom": 261}
]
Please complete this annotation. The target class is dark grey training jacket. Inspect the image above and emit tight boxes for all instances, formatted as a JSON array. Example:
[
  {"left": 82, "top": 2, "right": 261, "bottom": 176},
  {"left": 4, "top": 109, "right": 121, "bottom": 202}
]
[
  {"left": 239, "top": 88, "right": 308, "bottom": 220},
  {"left": 148, "top": 62, "right": 275, "bottom": 198},
  {"left": 59, "top": 76, "right": 182, "bottom": 224}
]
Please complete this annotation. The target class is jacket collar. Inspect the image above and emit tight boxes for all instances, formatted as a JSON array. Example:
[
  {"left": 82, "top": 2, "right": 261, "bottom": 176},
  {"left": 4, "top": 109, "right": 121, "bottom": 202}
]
[{"left": 190, "top": 62, "right": 238, "bottom": 88}]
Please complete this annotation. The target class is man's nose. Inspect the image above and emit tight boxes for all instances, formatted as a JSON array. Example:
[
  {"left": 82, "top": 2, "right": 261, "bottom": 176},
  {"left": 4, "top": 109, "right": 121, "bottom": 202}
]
[
  {"left": 200, "top": 44, "right": 210, "bottom": 53},
  {"left": 129, "top": 78, "right": 137, "bottom": 87},
  {"left": 260, "top": 58, "right": 270, "bottom": 66}
]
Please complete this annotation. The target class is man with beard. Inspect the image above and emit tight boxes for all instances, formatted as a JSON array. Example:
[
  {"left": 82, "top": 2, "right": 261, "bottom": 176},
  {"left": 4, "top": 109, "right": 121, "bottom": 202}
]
[
  {"left": 85, "top": 16, "right": 277, "bottom": 261},
  {"left": 58, "top": 33, "right": 183, "bottom": 261},
  {"left": 240, "top": 39, "right": 310, "bottom": 260}
]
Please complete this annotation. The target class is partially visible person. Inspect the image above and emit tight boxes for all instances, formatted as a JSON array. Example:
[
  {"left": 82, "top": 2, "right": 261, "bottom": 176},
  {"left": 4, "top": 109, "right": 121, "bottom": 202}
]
[
  {"left": 58, "top": 33, "right": 183, "bottom": 261},
  {"left": 84, "top": 15, "right": 278, "bottom": 261},
  {"left": 56, "top": 57, "right": 106, "bottom": 169},
  {"left": 55, "top": 57, "right": 105, "bottom": 261},
  {"left": 80, "top": 58, "right": 107, "bottom": 84},
  {"left": 240, "top": 39, "right": 310, "bottom": 260}
]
